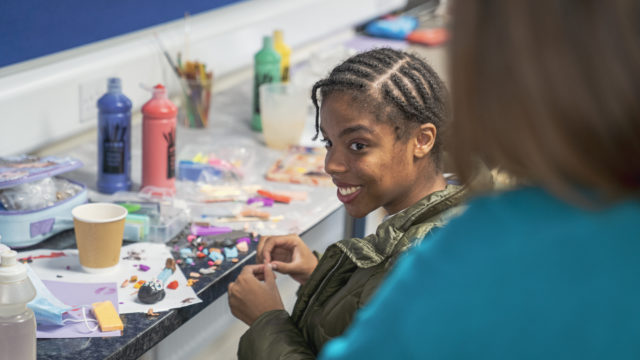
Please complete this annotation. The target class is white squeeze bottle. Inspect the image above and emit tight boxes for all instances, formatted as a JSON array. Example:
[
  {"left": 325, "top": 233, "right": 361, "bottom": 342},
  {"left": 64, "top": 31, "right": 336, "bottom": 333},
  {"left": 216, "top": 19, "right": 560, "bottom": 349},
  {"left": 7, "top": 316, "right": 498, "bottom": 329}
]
[{"left": 0, "top": 250, "right": 37, "bottom": 360}]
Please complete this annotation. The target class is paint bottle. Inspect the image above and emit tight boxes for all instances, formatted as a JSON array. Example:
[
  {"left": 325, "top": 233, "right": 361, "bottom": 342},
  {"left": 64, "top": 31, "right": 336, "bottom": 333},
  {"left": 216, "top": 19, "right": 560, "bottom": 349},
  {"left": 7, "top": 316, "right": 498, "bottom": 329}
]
[
  {"left": 141, "top": 84, "right": 178, "bottom": 193},
  {"left": 252, "top": 36, "right": 281, "bottom": 131},
  {"left": 97, "top": 77, "right": 133, "bottom": 194},
  {"left": 273, "top": 30, "right": 291, "bottom": 83},
  {"left": 0, "top": 250, "right": 37, "bottom": 360}
]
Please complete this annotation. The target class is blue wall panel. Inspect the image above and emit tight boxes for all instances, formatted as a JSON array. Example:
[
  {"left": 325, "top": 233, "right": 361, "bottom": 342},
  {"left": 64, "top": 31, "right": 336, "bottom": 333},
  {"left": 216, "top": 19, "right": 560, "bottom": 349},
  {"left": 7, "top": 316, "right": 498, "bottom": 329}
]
[{"left": 0, "top": 0, "right": 244, "bottom": 68}]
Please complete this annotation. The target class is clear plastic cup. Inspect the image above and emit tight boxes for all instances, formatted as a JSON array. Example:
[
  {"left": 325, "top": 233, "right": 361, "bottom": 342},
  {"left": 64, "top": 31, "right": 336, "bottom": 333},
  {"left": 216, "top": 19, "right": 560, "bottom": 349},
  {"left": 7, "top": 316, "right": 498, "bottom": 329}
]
[{"left": 259, "top": 83, "right": 308, "bottom": 150}]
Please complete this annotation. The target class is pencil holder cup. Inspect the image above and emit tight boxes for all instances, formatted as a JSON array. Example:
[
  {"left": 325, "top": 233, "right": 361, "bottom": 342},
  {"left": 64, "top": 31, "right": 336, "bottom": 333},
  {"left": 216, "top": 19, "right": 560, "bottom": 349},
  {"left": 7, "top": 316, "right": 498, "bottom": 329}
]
[{"left": 179, "top": 77, "right": 213, "bottom": 128}]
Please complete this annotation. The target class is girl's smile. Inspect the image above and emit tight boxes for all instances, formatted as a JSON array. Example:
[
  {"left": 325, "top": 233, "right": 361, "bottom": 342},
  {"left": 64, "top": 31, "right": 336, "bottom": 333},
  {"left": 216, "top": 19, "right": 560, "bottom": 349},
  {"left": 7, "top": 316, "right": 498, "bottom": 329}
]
[{"left": 320, "top": 93, "right": 445, "bottom": 218}]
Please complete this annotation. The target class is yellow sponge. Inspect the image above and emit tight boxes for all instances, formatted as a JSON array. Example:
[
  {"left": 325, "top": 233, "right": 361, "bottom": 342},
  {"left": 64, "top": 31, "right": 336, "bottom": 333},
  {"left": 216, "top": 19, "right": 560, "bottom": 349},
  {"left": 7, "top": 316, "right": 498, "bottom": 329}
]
[{"left": 92, "top": 300, "right": 124, "bottom": 332}]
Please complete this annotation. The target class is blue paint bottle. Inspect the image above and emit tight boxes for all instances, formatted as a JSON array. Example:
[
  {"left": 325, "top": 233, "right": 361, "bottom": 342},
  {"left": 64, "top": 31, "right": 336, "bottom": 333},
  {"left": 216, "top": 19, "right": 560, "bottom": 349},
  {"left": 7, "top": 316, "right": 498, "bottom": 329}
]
[{"left": 97, "top": 78, "right": 132, "bottom": 194}]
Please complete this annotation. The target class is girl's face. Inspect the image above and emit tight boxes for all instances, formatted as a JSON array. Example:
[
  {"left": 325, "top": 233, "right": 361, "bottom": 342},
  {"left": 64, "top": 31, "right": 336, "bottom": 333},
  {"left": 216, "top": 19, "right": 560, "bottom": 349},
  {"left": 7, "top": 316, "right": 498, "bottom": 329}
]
[{"left": 320, "top": 94, "right": 428, "bottom": 218}]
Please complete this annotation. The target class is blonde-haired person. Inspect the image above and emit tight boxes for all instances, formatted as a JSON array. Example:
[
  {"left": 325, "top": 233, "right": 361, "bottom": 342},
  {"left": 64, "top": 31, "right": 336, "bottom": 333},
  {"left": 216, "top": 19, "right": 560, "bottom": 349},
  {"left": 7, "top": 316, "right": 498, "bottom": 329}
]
[{"left": 319, "top": 0, "right": 640, "bottom": 359}]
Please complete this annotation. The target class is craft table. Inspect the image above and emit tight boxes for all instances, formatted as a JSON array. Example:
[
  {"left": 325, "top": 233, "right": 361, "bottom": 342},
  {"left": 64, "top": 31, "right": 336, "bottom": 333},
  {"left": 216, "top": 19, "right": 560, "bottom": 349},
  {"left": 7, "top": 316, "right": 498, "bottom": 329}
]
[
  {"left": 26, "top": 79, "right": 347, "bottom": 360},
  {"left": 26, "top": 12, "right": 448, "bottom": 355}
]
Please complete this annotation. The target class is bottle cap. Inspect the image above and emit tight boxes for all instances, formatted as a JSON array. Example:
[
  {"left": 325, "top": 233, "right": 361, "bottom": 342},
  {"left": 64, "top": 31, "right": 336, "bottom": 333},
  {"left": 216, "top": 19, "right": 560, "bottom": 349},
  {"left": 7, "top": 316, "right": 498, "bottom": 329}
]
[
  {"left": 263, "top": 36, "right": 273, "bottom": 48},
  {"left": 273, "top": 30, "right": 283, "bottom": 43},
  {"left": 152, "top": 84, "right": 167, "bottom": 99},
  {"left": 107, "top": 77, "right": 122, "bottom": 93},
  {"left": 0, "top": 250, "right": 27, "bottom": 283}
]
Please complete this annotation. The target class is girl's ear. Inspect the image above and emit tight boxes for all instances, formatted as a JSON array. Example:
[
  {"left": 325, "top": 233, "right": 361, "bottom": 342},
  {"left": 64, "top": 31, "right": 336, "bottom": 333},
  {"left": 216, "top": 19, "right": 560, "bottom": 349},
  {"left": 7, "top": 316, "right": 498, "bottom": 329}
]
[{"left": 413, "top": 123, "right": 437, "bottom": 159}]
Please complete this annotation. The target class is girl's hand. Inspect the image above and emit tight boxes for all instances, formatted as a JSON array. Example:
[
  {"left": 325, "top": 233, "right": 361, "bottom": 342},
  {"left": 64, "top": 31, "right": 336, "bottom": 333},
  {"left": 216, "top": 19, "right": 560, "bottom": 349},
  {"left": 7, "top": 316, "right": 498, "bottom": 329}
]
[
  {"left": 228, "top": 264, "right": 284, "bottom": 325},
  {"left": 257, "top": 234, "right": 318, "bottom": 285}
]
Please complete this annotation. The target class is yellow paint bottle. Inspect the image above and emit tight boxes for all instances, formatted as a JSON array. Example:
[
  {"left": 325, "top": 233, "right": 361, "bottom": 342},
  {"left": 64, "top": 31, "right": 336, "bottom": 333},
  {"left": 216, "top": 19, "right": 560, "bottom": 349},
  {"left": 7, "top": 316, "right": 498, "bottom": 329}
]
[{"left": 273, "top": 30, "right": 291, "bottom": 83}]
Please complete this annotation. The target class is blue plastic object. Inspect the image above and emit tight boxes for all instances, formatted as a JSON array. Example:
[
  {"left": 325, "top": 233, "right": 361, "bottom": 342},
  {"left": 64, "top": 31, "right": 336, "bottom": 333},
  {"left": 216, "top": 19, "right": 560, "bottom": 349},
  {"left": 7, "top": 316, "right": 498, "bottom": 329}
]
[
  {"left": 97, "top": 78, "right": 132, "bottom": 194},
  {"left": 0, "top": 156, "right": 87, "bottom": 248},
  {"left": 178, "top": 160, "right": 223, "bottom": 182},
  {"left": 364, "top": 15, "right": 419, "bottom": 40}
]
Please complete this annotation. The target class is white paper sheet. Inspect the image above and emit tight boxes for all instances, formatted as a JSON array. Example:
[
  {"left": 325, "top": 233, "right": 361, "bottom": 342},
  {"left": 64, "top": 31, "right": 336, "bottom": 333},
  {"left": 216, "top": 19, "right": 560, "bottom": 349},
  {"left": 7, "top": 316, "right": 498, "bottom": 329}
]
[{"left": 18, "top": 243, "right": 201, "bottom": 314}]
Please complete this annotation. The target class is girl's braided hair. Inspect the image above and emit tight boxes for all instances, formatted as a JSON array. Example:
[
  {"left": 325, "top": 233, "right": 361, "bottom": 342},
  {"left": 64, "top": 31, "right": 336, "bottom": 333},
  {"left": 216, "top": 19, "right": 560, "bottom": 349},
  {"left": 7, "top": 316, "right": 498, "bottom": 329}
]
[{"left": 311, "top": 48, "right": 449, "bottom": 170}]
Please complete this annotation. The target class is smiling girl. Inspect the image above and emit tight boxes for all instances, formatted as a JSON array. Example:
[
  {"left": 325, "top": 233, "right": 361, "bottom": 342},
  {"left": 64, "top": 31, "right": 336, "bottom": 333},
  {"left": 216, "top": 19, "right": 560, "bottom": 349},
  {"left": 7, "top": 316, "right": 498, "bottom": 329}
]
[{"left": 228, "top": 48, "right": 471, "bottom": 359}]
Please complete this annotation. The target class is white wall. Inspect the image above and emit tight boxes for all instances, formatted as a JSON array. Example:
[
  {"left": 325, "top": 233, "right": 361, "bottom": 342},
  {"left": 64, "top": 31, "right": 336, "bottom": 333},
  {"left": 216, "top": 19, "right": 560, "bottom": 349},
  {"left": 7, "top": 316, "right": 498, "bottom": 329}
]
[{"left": 0, "top": 0, "right": 406, "bottom": 157}]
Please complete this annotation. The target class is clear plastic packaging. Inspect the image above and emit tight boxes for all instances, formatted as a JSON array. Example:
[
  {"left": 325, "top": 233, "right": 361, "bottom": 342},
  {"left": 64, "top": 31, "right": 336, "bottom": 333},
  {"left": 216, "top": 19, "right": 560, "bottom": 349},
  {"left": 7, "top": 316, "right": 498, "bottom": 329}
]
[
  {"left": 91, "top": 188, "right": 189, "bottom": 243},
  {"left": 0, "top": 177, "right": 83, "bottom": 211},
  {"left": 177, "top": 143, "right": 258, "bottom": 184}
]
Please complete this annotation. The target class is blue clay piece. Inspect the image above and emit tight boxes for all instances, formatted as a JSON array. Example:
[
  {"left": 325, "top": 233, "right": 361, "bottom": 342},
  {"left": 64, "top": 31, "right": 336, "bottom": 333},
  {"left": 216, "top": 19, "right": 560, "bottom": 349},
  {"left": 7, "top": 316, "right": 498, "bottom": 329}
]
[
  {"left": 208, "top": 251, "right": 223, "bottom": 262},
  {"left": 223, "top": 247, "right": 238, "bottom": 259}
]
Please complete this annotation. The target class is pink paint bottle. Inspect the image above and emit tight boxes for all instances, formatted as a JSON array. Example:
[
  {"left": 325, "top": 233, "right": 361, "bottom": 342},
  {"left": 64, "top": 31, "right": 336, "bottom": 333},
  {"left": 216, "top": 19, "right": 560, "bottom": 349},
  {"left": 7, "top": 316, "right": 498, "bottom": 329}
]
[{"left": 141, "top": 84, "right": 178, "bottom": 193}]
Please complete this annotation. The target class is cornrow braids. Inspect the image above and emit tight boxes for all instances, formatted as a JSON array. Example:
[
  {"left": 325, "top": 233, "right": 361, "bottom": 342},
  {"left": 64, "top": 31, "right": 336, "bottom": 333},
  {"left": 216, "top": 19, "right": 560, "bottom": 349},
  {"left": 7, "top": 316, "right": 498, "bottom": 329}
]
[{"left": 311, "top": 48, "right": 449, "bottom": 170}]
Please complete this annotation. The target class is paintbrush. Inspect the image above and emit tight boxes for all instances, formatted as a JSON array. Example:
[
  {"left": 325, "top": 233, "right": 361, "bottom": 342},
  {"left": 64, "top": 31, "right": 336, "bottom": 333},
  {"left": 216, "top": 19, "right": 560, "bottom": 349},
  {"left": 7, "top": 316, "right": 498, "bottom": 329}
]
[{"left": 153, "top": 32, "right": 192, "bottom": 98}]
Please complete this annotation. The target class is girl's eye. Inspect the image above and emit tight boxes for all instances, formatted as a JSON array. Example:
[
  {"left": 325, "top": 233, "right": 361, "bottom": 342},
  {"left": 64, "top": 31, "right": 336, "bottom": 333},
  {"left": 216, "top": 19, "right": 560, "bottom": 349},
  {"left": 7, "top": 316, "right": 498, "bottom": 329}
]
[
  {"left": 321, "top": 138, "right": 332, "bottom": 148},
  {"left": 349, "top": 142, "right": 366, "bottom": 151}
]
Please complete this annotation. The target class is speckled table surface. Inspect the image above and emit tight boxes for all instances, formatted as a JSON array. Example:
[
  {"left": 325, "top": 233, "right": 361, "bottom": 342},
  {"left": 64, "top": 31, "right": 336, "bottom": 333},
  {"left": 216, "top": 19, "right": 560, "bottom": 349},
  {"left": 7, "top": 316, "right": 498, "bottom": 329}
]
[
  {"left": 27, "top": 227, "right": 259, "bottom": 360},
  {"left": 26, "top": 80, "right": 342, "bottom": 359}
]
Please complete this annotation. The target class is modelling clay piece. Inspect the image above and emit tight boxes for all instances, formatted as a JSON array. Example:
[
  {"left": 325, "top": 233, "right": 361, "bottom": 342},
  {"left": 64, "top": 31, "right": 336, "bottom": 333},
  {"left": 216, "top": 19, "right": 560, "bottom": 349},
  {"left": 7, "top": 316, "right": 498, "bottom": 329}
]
[
  {"left": 138, "top": 279, "right": 166, "bottom": 304},
  {"left": 137, "top": 258, "right": 176, "bottom": 304},
  {"left": 208, "top": 251, "right": 224, "bottom": 263},
  {"left": 221, "top": 238, "right": 235, "bottom": 248},
  {"left": 257, "top": 189, "right": 291, "bottom": 204},
  {"left": 121, "top": 279, "right": 129, "bottom": 288},
  {"left": 189, "top": 272, "right": 201, "bottom": 278},
  {"left": 92, "top": 300, "right": 124, "bottom": 332},
  {"left": 236, "top": 242, "right": 249, "bottom": 253},
  {"left": 133, "top": 280, "right": 146, "bottom": 289},
  {"left": 138, "top": 264, "right": 150, "bottom": 272},
  {"left": 130, "top": 275, "right": 138, "bottom": 282},
  {"left": 199, "top": 267, "right": 217, "bottom": 275},
  {"left": 167, "top": 280, "right": 179, "bottom": 289},
  {"left": 224, "top": 247, "right": 238, "bottom": 259},
  {"left": 231, "top": 258, "right": 239, "bottom": 263},
  {"left": 180, "top": 248, "right": 194, "bottom": 258}
]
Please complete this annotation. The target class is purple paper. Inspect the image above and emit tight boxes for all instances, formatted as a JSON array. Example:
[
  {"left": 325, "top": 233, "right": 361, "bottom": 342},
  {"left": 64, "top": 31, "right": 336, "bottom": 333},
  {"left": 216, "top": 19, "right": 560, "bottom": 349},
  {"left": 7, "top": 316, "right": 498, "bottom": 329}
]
[
  {"left": 190, "top": 224, "right": 232, "bottom": 236},
  {"left": 37, "top": 280, "right": 120, "bottom": 338}
]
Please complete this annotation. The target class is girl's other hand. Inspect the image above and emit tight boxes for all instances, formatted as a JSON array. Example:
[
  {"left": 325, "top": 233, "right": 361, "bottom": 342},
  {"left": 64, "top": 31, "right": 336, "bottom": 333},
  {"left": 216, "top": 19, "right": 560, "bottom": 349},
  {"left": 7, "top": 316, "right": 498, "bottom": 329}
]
[
  {"left": 257, "top": 234, "right": 318, "bottom": 285},
  {"left": 228, "top": 264, "right": 284, "bottom": 325}
]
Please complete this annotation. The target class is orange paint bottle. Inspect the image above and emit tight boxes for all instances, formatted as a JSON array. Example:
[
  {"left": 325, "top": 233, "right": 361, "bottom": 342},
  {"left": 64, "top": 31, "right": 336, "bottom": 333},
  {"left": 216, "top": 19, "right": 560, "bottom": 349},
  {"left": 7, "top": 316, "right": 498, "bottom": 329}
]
[{"left": 141, "top": 84, "right": 178, "bottom": 193}]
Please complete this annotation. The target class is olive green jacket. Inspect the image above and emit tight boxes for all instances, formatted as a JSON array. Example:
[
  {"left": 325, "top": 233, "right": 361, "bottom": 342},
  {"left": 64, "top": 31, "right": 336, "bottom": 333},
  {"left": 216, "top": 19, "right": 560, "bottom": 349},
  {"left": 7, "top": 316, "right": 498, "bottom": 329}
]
[{"left": 238, "top": 184, "right": 467, "bottom": 360}]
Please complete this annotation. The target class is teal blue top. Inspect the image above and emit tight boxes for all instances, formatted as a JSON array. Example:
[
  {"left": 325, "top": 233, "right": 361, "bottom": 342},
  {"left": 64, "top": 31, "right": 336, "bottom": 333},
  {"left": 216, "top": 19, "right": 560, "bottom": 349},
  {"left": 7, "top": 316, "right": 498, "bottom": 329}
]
[{"left": 320, "top": 187, "right": 640, "bottom": 359}]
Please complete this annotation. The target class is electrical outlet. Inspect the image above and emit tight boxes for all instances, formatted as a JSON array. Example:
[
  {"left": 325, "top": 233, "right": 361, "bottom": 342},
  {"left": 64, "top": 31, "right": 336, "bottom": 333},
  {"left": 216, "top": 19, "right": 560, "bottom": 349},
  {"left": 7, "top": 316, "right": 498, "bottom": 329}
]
[{"left": 79, "top": 78, "right": 106, "bottom": 123}]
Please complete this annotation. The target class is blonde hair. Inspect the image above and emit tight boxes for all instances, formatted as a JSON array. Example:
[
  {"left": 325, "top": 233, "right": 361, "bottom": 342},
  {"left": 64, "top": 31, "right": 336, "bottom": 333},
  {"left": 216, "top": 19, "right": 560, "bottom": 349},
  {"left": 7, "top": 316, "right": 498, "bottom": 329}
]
[{"left": 448, "top": 0, "right": 640, "bottom": 203}]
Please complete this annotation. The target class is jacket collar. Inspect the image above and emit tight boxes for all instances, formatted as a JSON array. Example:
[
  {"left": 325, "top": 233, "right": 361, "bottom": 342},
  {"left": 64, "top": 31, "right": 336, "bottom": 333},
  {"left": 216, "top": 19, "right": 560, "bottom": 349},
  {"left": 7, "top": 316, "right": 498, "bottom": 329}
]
[{"left": 335, "top": 184, "right": 466, "bottom": 268}]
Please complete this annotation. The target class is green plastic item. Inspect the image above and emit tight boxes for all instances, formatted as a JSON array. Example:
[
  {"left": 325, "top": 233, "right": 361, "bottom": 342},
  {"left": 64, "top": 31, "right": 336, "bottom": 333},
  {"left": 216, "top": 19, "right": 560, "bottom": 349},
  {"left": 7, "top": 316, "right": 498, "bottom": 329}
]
[
  {"left": 120, "top": 203, "right": 141, "bottom": 213},
  {"left": 252, "top": 36, "right": 281, "bottom": 131}
]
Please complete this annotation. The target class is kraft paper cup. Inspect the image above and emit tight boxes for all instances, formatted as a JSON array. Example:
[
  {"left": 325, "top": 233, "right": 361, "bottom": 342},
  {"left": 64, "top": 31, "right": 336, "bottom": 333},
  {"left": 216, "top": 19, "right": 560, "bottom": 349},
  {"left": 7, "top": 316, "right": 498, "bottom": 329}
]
[{"left": 72, "top": 203, "right": 127, "bottom": 273}]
